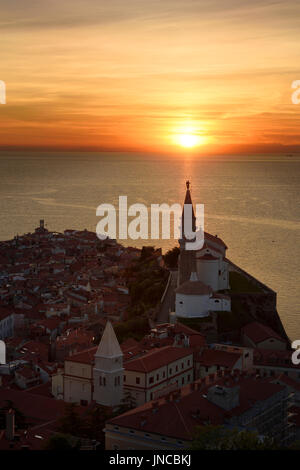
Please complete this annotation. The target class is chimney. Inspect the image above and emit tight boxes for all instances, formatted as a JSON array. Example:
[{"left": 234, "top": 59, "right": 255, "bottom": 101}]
[{"left": 5, "top": 409, "right": 15, "bottom": 441}]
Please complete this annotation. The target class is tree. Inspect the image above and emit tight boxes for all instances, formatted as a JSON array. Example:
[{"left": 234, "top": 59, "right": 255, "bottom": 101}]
[
  {"left": 114, "top": 391, "right": 137, "bottom": 415},
  {"left": 57, "top": 403, "right": 86, "bottom": 437},
  {"left": 190, "top": 425, "right": 278, "bottom": 450},
  {"left": 43, "top": 433, "right": 80, "bottom": 450},
  {"left": 85, "top": 404, "right": 112, "bottom": 443},
  {"left": 163, "top": 246, "right": 180, "bottom": 269},
  {"left": 141, "top": 246, "right": 155, "bottom": 261}
]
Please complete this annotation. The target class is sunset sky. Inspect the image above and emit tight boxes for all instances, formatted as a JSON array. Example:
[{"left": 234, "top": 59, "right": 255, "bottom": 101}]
[{"left": 0, "top": 0, "right": 300, "bottom": 154}]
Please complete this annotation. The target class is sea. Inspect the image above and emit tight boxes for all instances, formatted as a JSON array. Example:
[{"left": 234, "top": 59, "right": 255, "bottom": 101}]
[{"left": 0, "top": 151, "right": 299, "bottom": 341}]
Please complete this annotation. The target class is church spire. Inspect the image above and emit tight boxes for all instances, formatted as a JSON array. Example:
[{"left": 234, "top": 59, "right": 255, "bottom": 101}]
[
  {"left": 95, "top": 320, "right": 122, "bottom": 358},
  {"left": 93, "top": 321, "right": 124, "bottom": 407},
  {"left": 181, "top": 180, "right": 196, "bottom": 242},
  {"left": 177, "top": 181, "right": 197, "bottom": 287}
]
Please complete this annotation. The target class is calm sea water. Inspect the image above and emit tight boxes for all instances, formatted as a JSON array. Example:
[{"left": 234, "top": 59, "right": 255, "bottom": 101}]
[{"left": 0, "top": 152, "right": 299, "bottom": 340}]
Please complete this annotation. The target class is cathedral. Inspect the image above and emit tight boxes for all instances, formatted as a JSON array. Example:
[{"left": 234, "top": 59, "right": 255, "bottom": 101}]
[{"left": 175, "top": 182, "right": 231, "bottom": 319}]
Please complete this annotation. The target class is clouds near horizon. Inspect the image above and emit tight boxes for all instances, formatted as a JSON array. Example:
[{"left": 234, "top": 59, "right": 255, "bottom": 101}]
[{"left": 0, "top": 0, "right": 299, "bottom": 153}]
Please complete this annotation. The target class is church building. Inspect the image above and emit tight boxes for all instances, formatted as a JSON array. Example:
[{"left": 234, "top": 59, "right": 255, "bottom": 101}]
[{"left": 176, "top": 182, "right": 231, "bottom": 319}]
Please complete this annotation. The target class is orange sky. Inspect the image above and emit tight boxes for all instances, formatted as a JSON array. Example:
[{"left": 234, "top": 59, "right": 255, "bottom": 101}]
[{"left": 0, "top": 0, "right": 300, "bottom": 154}]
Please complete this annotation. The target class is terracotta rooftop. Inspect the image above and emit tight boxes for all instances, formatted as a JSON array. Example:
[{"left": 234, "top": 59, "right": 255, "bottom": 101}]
[
  {"left": 108, "top": 374, "right": 285, "bottom": 441},
  {"left": 0, "top": 388, "right": 66, "bottom": 425},
  {"left": 254, "top": 348, "right": 299, "bottom": 369},
  {"left": 197, "top": 348, "right": 241, "bottom": 368},
  {"left": 125, "top": 346, "right": 193, "bottom": 373},
  {"left": 65, "top": 346, "right": 97, "bottom": 365},
  {"left": 242, "top": 321, "right": 285, "bottom": 344}
]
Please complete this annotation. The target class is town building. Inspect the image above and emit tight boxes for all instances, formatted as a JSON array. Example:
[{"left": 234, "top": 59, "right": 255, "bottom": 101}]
[
  {"left": 242, "top": 321, "right": 287, "bottom": 350},
  {"left": 105, "top": 370, "right": 294, "bottom": 450},
  {"left": 59, "top": 321, "right": 194, "bottom": 407}
]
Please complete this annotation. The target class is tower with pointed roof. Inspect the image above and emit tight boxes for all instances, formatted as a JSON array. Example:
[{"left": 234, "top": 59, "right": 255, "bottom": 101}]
[
  {"left": 177, "top": 181, "right": 230, "bottom": 292},
  {"left": 177, "top": 181, "right": 197, "bottom": 286},
  {"left": 93, "top": 321, "right": 124, "bottom": 407}
]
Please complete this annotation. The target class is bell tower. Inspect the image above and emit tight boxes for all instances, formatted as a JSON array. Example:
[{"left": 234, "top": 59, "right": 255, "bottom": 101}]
[
  {"left": 178, "top": 181, "right": 197, "bottom": 286},
  {"left": 93, "top": 321, "right": 124, "bottom": 407}
]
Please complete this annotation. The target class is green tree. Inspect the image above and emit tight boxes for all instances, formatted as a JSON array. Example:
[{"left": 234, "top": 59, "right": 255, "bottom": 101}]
[
  {"left": 114, "top": 390, "right": 137, "bottom": 415},
  {"left": 85, "top": 404, "right": 112, "bottom": 443},
  {"left": 190, "top": 425, "right": 278, "bottom": 450},
  {"left": 141, "top": 246, "right": 155, "bottom": 261},
  {"left": 43, "top": 433, "right": 80, "bottom": 450},
  {"left": 163, "top": 246, "right": 180, "bottom": 269},
  {"left": 57, "top": 403, "right": 86, "bottom": 437}
]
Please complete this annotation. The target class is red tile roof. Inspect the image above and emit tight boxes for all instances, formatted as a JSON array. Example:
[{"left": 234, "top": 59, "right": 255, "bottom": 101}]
[
  {"left": 0, "top": 388, "right": 66, "bottom": 425},
  {"left": 65, "top": 346, "right": 97, "bottom": 365},
  {"left": 204, "top": 232, "right": 227, "bottom": 249},
  {"left": 173, "top": 322, "right": 205, "bottom": 338},
  {"left": 197, "top": 348, "right": 241, "bottom": 368},
  {"left": 242, "top": 321, "right": 284, "bottom": 344},
  {"left": 24, "top": 382, "right": 53, "bottom": 398},
  {"left": 108, "top": 374, "right": 284, "bottom": 441},
  {"left": 18, "top": 340, "right": 49, "bottom": 362},
  {"left": 254, "top": 348, "right": 299, "bottom": 369},
  {"left": 125, "top": 346, "right": 193, "bottom": 373}
]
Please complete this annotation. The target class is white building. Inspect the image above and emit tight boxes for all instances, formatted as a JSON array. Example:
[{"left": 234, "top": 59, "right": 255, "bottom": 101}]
[
  {"left": 175, "top": 272, "right": 231, "bottom": 319},
  {"left": 124, "top": 346, "right": 194, "bottom": 406},
  {"left": 196, "top": 242, "right": 229, "bottom": 292},
  {"left": 58, "top": 322, "right": 195, "bottom": 408}
]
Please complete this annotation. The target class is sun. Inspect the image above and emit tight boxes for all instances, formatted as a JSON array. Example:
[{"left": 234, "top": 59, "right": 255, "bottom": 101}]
[
  {"left": 178, "top": 133, "right": 199, "bottom": 148},
  {"left": 169, "top": 122, "right": 207, "bottom": 149}
]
